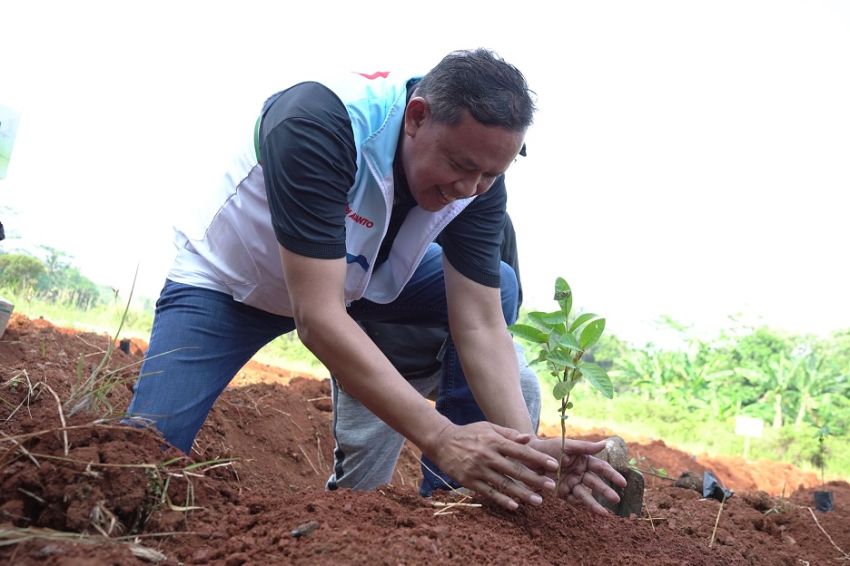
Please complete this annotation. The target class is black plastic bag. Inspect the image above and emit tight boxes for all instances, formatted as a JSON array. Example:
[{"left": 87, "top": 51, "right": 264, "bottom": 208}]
[
  {"left": 814, "top": 490, "right": 834, "bottom": 512},
  {"left": 703, "top": 471, "right": 734, "bottom": 502}
]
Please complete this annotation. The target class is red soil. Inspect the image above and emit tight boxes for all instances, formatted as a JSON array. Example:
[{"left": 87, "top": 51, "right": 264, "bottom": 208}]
[{"left": 1, "top": 313, "right": 847, "bottom": 565}]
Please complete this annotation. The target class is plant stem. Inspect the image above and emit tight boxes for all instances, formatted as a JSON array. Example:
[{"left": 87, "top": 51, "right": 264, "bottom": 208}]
[
  {"left": 558, "top": 390, "right": 571, "bottom": 490},
  {"left": 557, "top": 364, "right": 572, "bottom": 489}
]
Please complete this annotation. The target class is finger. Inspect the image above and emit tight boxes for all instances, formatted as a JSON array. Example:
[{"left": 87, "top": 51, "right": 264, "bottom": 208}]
[
  {"left": 481, "top": 465, "right": 550, "bottom": 506},
  {"left": 489, "top": 423, "right": 534, "bottom": 445},
  {"left": 587, "top": 457, "right": 628, "bottom": 488},
  {"left": 466, "top": 479, "right": 520, "bottom": 511},
  {"left": 562, "top": 438, "right": 607, "bottom": 456},
  {"left": 572, "top": 482, "right": 611, "bottom": 516},
  {"left": 497, "top": 437, "right": 560, "bottom": 474},
  {"left": 491, "top": 454, "right": 557, "bottom": 494},
  {"left": 582, "top": 472, "right": 621, "bottom": 505}
]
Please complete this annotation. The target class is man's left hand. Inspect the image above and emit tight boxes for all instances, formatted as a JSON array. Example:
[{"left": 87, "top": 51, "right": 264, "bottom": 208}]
[{"left": 527, "top": 437, "right": 627, "bottom": 515}]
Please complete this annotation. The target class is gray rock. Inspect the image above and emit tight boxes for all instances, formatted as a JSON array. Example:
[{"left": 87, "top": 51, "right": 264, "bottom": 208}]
[
  {"left": 592, "top": 436, "right": 644, "bottom": 517},
  {"left": 616, "top": 468, "right": 645, "bottom": 517},
  {"left": 594, "top": 435, "right": 630, "bottom": 474}
]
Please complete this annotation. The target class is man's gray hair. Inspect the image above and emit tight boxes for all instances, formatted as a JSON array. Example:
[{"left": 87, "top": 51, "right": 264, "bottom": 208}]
[{"left": 416, "top": 48, "right": 536, "bottom": 131}]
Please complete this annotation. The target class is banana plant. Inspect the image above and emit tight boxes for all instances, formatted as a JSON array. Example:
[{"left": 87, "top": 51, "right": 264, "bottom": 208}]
[
  {"left": 793, "top": 353, "right": 847, "bottom": 427},
  {"left": 739, "top": 354, "right": 803, "bottom": 429},
  {"left": 509, "top": 277, "right": 613, "bottom": 487}
]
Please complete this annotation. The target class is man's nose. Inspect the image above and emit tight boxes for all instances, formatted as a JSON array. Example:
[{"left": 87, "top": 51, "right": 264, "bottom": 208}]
[{"left": 452, "top": 174, "right": 481, "bottom": 198}]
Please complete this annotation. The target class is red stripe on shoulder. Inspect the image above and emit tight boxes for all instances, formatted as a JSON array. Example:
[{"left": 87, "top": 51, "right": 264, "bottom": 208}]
[{"left": 356, "top": 71, "right": 390, "bottom": 80}]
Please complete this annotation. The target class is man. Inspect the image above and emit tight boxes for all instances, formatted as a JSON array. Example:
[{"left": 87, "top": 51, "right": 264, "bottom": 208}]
[
  {"left": 331, "top": 213, "right": 543, "bottom": 496},
  {"left": 126, "top": 48, "right": 625, "bottom": 512}
]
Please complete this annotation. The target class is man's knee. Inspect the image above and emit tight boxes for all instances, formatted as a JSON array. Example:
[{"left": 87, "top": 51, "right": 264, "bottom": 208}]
[{"left": 515, "top": 342, "right": 542, "bottom": 433}]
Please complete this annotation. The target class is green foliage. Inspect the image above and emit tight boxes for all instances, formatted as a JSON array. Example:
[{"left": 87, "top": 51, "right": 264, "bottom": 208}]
[
  {"left": 0, "top": 247, "right": 154, "bottom": 339},
  {"left": 0, "top": 253, "right": 46, "bottom": 292},
  {"left": 722, "top": 326, "right": 791, "bottom": 368},
  {"left": 7, "top": 291, "right": 154, "bottom": 337},
  {"left": 254, "top": 333, "right": 327, "bottom": 376},
  {"left": 519, "top": 304, "right": 850, "bottom": 477},
  {"left": 595, "top": 323, "right": 850, "bottom": 437},
  {"left": 562, "top": 393, "right": 850, "bottom": 477},
  {"left": 0, "top": 249, "right": 107, "bottom": 309},
  {"left": 511, "top": 277, "right": 613, "bottom": 405},
  {"left": 813, "top": 426, "right": 831, "bottom": 486},
  {"left": 588, "top": 334, "right": 630, "bottom": 370}
]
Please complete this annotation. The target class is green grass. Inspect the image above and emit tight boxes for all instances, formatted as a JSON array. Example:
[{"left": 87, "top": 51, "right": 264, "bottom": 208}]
[
  {"left": 253, "top": 334, "right": 329, "bottom": 378},
  {"left": 2, "top": 290, "right": 154, "bottom": 339}
]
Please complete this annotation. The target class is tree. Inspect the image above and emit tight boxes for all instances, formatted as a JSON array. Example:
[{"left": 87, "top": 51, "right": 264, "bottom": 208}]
[
  {"left": 0, "top": 253, "right": 46, "bottom": 293},
  {"left": 793, "top": 351, "right": 849, "bottom": 428},
  {"left": 739, "top": 354, "right": 802, "bottom": 429}
]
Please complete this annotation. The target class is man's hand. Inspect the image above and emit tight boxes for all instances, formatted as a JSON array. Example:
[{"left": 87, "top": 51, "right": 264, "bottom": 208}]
[
  {"left": 528, "top": 437, "right": 628, "bottom": 515},
  {"left": 426, "top": 422, "right": 560, "bottom": 511}
]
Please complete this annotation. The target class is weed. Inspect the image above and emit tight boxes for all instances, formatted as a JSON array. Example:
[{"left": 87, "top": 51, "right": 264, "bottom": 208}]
[
  {"left": 142, "top": 456, "right": 238, "bottom": 524},
  {"left": 64, "top": 266, "right": 137, "bottom": 418},
  {"left": 0, "top": 527, "right": 169, "bottom": 562},
  {"left": 1, "top": 370, "right": 36, "bottom": 422}
]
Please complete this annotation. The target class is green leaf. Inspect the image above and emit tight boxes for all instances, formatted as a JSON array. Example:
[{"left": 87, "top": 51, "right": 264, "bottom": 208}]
[
  {"left": 578, "top": 362, "right": 614, "bottom": 399},
  {"left": 526, "top": 312, "right": 550, "bottom": 331},
  {"left": 508, "top": 323, "right": 548, "bottom": 343},
  {"left": 579, "top": 318, "right": 606, "bottom": 349},
  {"left": 556, "top": 333, "right": 582, "bottom": 352},
  {"left": 554, "top": 277, "right": 572, "bottom": 320},
  {"left": 546, "top": 350, "right": 577, "bottom": 369},
  {"left": 538, "top": 310, "right": 567, "bottom": 325},
  {"left": 569, "top": 313, "right": 600, "bottom": 333},
  {"left": 565, "top": 401, "right": 574, "bottom": 409},
  {"left": 547, "top": 333, "right": 559, "bottom": 351},
  {"left": 552, "top": 380, "right": 573, "bottom": 400}
]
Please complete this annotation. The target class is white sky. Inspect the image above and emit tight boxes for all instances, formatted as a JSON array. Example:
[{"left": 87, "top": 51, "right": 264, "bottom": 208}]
[{"left": 2, "top": 0, "right": 848, "bottom": 345}]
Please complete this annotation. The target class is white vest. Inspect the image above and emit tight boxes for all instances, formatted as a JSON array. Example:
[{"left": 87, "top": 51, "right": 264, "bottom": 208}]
[{"left": 169, "top": 72, "right": 475, "bottom": 316}]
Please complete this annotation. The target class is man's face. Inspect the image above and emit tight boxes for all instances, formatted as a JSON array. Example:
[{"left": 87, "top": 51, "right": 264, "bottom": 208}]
[{"left": 401, "top": 98, "right": 525, "bottom": 212}]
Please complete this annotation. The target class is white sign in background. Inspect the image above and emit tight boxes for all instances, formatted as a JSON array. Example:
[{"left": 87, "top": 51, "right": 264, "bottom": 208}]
[
  {"left": 735, "top": 415, "right": 765, "bottom": 460},
  {"left": 735, "top": 416, "right": 765, "bottom": 439}
]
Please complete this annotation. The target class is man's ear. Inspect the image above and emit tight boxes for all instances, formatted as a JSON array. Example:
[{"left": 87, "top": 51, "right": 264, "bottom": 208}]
[{"left": 404, "top": 97, "right": 428, "bottom": 136}]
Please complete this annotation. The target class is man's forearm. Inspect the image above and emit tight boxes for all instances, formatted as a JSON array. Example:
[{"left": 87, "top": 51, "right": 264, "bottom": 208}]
[
  {"left": 451, "top": 327, "right": 533, "bottom": 434},
  {"left": 280, "top": 248, "right": 453, "bottom": 454},
  {"left": 299, "top": 312, "right": 453, "bottom": 454}
]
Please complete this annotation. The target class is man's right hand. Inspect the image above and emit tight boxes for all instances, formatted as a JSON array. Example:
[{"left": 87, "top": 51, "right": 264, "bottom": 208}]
[{"left": 425, "top": 422, "right": 560, "bottom": 510}]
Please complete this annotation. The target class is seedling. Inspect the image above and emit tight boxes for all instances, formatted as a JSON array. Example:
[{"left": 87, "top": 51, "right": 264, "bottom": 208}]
[
  {"left": 814, "top": 426, "right": 830, "bottom": 487},
  {"left": 509, "top": 277, "right": 613, "bottom": 486},
  {"left": 628, "top": 455, "right": 668, "bottom": 479},
  {"left": 812, "top": 426, "right": 834, "bottom": 512}
]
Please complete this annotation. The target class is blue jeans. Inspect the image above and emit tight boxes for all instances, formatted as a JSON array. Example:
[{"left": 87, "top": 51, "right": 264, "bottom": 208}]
[{"left": 126, "top": 243, "right": 519, "bottom": 494}]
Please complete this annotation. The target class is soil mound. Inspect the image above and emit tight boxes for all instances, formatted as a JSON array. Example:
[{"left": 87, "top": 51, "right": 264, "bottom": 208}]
[{"left": 1, "top": 314, "right": 847, "bottom": 565}]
